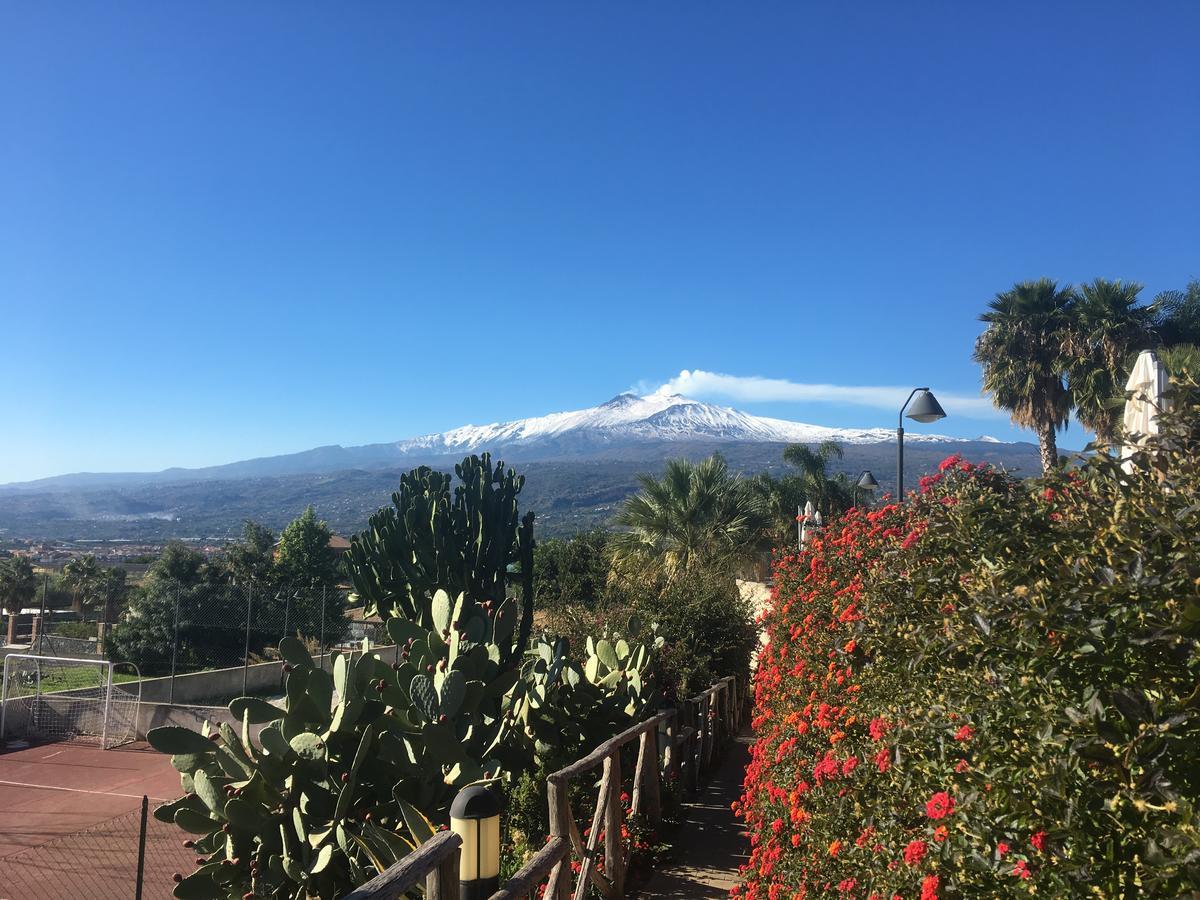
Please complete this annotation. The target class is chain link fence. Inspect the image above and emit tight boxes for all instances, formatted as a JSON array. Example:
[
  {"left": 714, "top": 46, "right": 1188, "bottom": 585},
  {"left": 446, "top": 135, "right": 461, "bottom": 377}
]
[
  {"left": 3, "top": 796, "right": 195, "bottom": 900},
  {"left": 88, "top": 582, "right": 389, "bottom": 700}
]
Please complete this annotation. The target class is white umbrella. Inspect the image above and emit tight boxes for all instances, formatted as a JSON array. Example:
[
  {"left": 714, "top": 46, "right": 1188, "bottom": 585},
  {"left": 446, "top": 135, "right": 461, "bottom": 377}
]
[{"left": 1121, "top": 349, "right": 1169, "bottom": 473}]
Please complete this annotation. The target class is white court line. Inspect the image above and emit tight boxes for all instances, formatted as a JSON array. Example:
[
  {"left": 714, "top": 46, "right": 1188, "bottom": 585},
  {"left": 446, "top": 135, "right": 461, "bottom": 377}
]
[
  {"left": 0, "top": 779, "right": 171, "bottom": 802},
  {"left": 40, "top": 750, "right": 64, "bottom": 760}
]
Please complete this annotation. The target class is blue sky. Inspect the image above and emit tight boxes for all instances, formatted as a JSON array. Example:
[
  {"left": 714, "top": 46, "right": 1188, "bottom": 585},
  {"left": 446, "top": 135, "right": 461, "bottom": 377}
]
[{"left": 2, "top": 2, "right": 1197, "bottom": 482}]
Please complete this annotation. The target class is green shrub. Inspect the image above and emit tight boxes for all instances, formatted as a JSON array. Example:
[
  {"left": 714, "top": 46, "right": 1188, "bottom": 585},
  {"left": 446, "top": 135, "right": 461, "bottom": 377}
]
[
  {"left": 632, "top": 566, "right": 755, "bottom": 697},
  {"left": 738, "top": 379, "right": 1200, "bottom": 899}
]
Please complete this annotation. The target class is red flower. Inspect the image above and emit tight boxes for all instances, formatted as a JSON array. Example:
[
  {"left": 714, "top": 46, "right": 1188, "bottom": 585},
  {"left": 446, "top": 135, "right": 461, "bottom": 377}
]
[
  {"left": 938, "top": 454, "right": 963, "bottom": 472},
  {"left": 997, "top": 841, "right": 1010, "bottom": 857},
  {"left": 874, "top": 747, "right": 891, "bottom": 772},
  {"left": 925, "top": 791, "right": 956, "bottom": 820},
  {"left": 1012, "top": 859, "right": 1031, "bottom": 879},
  {"left": 954, "top": 759, "right": 970, "bottom": 773},
  {"left": 933, "top": 825, "right": 948, "bottom": 842},
  {"left": 954, "top": 724, "right": 973, "bottom": 742},
  {"left": 903, "top": 839, "right": 928, "bottom": 865},
  {"left": 920, "top": 874, "right": 940, "bottom": 900},
  {"left": 1030, "top": 830, "right": 1047, "bottom": 852},
  {"left": 868, "top": 717, "right": 890, "bottom": 741}
]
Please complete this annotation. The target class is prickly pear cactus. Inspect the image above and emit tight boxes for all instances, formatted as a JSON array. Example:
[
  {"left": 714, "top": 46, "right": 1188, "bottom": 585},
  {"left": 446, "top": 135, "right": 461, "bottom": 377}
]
[
  {"left": 149, "top": 456, "right": 669, "bottom": 899},
  {"left": 345, "top": 454, "right": 534, "bottom": 639},
  {"left": 149, "top": 587, "right": 531, "bottom": 899},
  {"left": 513, "top": 615, "right": 666, "bottom": 768}
]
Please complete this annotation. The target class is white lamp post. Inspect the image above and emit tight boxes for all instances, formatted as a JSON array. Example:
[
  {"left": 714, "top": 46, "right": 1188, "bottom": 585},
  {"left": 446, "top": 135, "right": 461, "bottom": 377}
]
[{"left": 450, "top": 784, "right": 501, "bottom": 899}]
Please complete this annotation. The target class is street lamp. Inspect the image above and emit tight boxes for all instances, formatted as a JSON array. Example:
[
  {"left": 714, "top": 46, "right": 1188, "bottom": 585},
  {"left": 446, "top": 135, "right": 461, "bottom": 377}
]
[
  {"left": 450, "top": 784, "right": 501, "bottom": 899},
  {"left": 851, "top": 470, "right": 879, "bottom": 507},
  {"left": 897, "top": 389, "right": 947, "bottom": 500}
]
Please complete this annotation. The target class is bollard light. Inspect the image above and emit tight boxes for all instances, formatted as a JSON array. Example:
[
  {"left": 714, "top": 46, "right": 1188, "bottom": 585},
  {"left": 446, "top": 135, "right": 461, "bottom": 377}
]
[{"left": 450, "top": 784, "right": 500, "bottom": 899}]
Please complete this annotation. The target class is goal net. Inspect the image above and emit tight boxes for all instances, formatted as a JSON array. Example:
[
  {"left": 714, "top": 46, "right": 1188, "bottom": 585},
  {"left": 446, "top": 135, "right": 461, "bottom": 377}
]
[{"left": 1, "top": 654, "right": 141, "bottom": 749}]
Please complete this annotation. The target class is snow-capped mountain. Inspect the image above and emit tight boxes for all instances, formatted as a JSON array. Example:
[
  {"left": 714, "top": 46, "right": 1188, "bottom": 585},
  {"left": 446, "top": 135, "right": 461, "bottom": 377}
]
[
  {"left": 1, "top": 391, "right": 972, "bottom": 493},
  {"left": 392, "top": 391, "right": 956, "bottom": 456},
  {"left": 0, "top": 391, "right": 1042, "bottom": 541}
]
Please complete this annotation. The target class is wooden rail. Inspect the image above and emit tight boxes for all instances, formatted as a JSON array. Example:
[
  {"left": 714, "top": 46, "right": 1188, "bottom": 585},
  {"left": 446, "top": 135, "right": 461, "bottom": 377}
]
[
  {"left": 342, "top": 829, "right": 462, "bottom": 900},
  {"left": 510, "top": 674, "right": 742, "bottom": 900},
  {"left": 352, "top": 675, "right": 743, "bottom": 900}
]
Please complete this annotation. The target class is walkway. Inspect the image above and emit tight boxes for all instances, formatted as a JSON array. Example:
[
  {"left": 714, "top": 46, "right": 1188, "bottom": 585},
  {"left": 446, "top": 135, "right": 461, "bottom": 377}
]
[{"left": 636, "top": 731, "right": 751, "bottom": 898}]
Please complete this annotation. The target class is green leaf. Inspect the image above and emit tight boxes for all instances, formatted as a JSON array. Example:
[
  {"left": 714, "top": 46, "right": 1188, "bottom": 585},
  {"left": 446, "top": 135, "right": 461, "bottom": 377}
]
[
  {"left": 193, "top": 769, "right": 225, "bottom": 815},
  {"left": 432, "top": 589, "right": 453, "bottom": 634},
  {"left": 394, "top": 795, "right": 435, "bottom": 844},
  {"left": 228, "top": 696, "right": 281, "bottom": 725},
  {"left": 289, "top": 732, "right": 327, "bottom": 761},
  {"left": 174, "top": 806, "right": 219, "bottom": 835},
  {"left": 278, "top": 636, "right": 315, "bottom": 669},
  {"left": 409, "top": 673, "right": 440, "bottom": 721},
  {"left": 148, "top": 726, "right": 217, "bottom": 755},
  {"left": 172, "top": 871, "right": 223, "bottom": 899},
  {"left": 439, "top": 670, "right": 466, "bottom": 718},
  {"left": 596, "top": 639, "right": 618, "bottom": 670}
]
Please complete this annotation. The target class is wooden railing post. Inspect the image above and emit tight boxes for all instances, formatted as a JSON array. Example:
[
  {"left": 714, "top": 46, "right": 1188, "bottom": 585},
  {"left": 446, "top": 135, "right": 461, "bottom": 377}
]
[
  {"left": 425, "top": 842, "right": 460, "bottom": 900},
  {"left": 663, "top": 711, "right": 677, "bottom": 784},
  {"left": 638, "top": 726, "right": 662, "bottom": 826},
  {"left": 604, "top": 752, "right": 625, "bottom": 895},
  {"left": 547, "top": 777, "right": 572, "bottom": 900}
]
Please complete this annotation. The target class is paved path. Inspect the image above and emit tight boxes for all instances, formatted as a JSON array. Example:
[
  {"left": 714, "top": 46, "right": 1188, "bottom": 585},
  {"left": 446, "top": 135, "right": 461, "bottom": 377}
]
[{"left": 636, "top": 732, "right": 751, "bottom": 898}]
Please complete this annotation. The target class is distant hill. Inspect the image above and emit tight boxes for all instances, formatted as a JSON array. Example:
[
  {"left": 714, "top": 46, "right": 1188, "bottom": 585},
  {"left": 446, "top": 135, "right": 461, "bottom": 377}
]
[
  {"left": 1, "top": 391, "right": 970, "bottom": 493},
  {"left": 0, "top": 392, "right": 1044, "bottom": 540}
]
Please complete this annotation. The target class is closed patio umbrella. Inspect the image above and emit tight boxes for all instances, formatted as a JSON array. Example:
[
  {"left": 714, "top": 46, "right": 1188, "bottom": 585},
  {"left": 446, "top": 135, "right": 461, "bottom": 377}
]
[{"left": 1121, "top": 349, "right": 1169, "bottom": 473}]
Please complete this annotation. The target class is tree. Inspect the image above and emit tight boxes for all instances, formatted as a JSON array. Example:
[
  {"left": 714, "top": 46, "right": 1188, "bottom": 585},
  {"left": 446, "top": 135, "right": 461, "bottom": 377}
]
[
  {"left": 611, "top": 454, "right": 767, "bottom": 579},
  {"left": 94, "top": 566, "right": 129, "bottom": 625},
  {"left": 148, "top": 541, "right": 212, "bottom": 587},
  {"left": 62, "top": 554, "right": 101, "bottom": 614},
  {"left": 1159, "top": 344, "right": 1200, "bottom": 379},
  {"left": 1066, "top": 279, "right": 1152, "bottom": 445},
  {"left": 1, "top": 555, "right": 38, "bottom": 645},
  {"left": 224, "top": 520, "right": 277, "bottom": 586},
  {"left": 274, "top": 507, "right": 341, "bottom": 589},
  {"left": 745, "top": 471, "right": 811, "bottom": 550},
  {"left": 533, "top": 530, "right": 614, "bottom": 610},
  {"left": 1151, "top": 280, "right": 1200, "bottom": 347},
  {"left": 782, "top": 440, "right": 850, "bottom": 519},
  {"left": 974, "top": 278, "right": 1075, "bottom": 472}
]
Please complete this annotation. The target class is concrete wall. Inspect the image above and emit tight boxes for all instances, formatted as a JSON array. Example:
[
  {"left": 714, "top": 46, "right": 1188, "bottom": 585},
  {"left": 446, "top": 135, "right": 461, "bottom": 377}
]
[
  {"left": 135, "top": 701, "right": 273, "bottom": 742},
  {"left": 133, "top": 644, "right": 398, "bottom": 705}
]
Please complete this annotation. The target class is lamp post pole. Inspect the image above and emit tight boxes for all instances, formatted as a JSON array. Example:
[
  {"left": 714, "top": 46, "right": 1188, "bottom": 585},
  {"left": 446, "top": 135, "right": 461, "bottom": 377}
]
[{"left": 897, "top": 388, "right": 947, "bottom": 501}]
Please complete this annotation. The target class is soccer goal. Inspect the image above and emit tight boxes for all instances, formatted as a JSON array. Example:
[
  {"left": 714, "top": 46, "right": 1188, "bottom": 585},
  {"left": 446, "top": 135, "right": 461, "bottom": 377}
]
[{"left": 0, "top": 654, "right": 141, "bottom": 749}]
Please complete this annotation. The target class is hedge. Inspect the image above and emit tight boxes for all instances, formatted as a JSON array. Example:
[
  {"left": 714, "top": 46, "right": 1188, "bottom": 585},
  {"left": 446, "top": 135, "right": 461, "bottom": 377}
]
[{"left": 736, "top": 379, "right": 1200, "bottom": 898}]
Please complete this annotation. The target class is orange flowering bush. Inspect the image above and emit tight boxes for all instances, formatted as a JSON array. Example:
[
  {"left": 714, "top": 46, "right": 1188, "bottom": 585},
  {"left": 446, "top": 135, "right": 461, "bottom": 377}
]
[{"left": 736, "top": 379, "right": 1200, "bottom": 898}]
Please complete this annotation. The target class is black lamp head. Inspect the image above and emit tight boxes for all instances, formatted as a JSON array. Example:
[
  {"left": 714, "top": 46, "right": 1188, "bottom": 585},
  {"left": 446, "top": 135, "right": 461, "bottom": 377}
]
[
  {"left": 450, "top": 784, "right": 501, "bottom": 820},
  {"left": 905, "top": 389, "right": 947, "bottom": 424},
  {"left": 856, "top": 471, "right": 879, "bottom": 490}
]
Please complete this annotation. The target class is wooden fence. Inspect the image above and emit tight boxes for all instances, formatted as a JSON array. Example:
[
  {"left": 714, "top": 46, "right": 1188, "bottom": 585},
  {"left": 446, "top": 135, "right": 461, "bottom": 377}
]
[{"left": 346, "top": 675, "right": 743, "bottom": 900}]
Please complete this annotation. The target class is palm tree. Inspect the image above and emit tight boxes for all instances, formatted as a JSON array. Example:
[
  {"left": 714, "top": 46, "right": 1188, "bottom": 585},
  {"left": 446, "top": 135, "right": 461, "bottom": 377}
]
[
  {"left": 1150, "top": 281, "right": 1200, "bottom": 347},
  {"left": 782, "top": 440, "right": 849, "bottom": 518},
  {"left": 1157, "top": 344, "right": 1200, "bottom": 380},
  {"left": 1, "top": 556, "right": 39, "bottom": 646},
  {"left": 63, "top": 554, "right": 101, "bottom": 614},
  {"left": 974, "top": 279, "right": 1075, "bottom": 473},
  {"left": 611, "top": 455, "right": 767, "bottom": 579},
  {"left": 1066, "top": 279, "right": 1152, "bottom": 446}
]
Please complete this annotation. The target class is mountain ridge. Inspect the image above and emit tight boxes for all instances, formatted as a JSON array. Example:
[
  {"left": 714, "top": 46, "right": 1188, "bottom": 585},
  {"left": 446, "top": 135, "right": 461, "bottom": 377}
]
[{"left": 1, "top": 391, "right": 972, "bottom": 492}]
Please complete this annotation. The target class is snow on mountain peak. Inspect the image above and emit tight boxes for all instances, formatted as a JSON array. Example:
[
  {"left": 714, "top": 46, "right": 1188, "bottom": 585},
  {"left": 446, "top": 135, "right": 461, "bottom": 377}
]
[{"left": 393, "top": 391, "right": 964, "bottom": 457}]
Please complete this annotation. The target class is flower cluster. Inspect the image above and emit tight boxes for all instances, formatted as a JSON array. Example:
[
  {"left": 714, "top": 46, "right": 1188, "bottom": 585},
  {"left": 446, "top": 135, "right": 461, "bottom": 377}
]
[{"left": 737, "top": 403, "right": 1200, "bottom": 897}]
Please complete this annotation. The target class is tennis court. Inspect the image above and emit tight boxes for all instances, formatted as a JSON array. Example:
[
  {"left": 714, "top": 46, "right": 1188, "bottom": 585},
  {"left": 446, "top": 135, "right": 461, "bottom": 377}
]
[{"left": 0, "top": 740, "right": 192, "bottom": 899}]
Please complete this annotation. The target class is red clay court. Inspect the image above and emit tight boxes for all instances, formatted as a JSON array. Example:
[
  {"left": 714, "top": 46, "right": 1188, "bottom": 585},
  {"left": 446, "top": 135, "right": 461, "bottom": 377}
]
[{"left": 0, "top": 741, "right": 192, "bottom": 899}]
